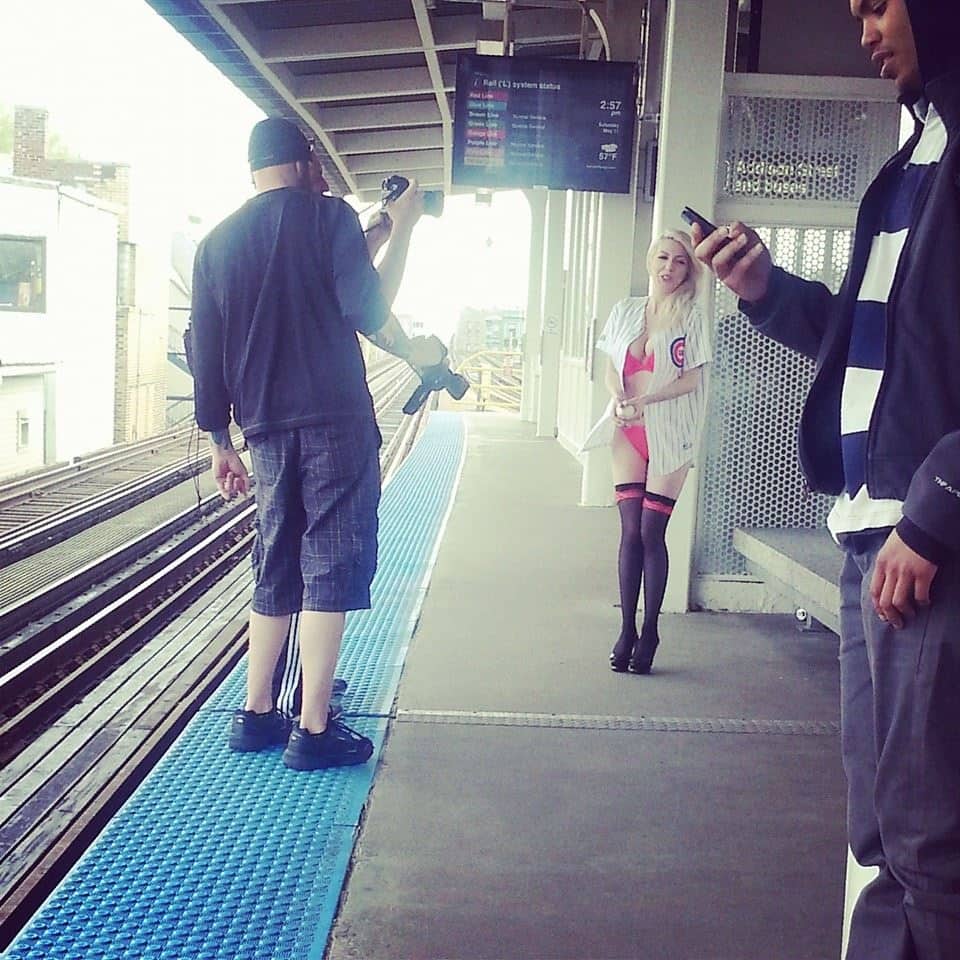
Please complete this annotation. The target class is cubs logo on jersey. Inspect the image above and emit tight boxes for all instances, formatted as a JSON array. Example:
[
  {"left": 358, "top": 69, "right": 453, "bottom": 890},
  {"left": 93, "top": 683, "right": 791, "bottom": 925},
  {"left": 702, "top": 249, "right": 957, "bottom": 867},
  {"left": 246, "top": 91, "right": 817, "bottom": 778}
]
[{"left": 670, "top": 336, "right": 686, "bottom": 369}]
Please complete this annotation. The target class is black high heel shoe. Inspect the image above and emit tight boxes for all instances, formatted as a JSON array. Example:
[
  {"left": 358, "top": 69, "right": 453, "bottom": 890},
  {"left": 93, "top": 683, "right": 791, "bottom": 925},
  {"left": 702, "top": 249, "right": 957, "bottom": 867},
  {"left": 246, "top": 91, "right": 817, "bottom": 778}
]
[
  {"left": 628, "top": 631, "right": 660, "bottom": 675},
  {"left": 610, "top": 633, "right": 636, "bottom": 672}
]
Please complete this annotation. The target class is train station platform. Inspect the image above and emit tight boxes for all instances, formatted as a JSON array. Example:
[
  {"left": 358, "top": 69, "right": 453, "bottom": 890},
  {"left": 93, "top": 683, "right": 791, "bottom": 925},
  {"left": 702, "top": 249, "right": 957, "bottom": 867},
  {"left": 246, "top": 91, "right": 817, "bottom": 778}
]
[
  {"left": 3, "top": 411, "right": 847, "bottom": 960},
  {"left": 328, "top": 412, "right": 846, "bottom": 960}
]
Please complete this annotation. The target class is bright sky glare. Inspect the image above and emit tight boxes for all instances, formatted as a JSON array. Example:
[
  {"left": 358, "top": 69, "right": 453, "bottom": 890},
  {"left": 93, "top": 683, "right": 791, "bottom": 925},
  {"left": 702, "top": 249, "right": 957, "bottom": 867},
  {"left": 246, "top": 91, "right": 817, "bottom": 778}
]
[{"left": 0, "top": 0, "right": 532, "bottom": 341}]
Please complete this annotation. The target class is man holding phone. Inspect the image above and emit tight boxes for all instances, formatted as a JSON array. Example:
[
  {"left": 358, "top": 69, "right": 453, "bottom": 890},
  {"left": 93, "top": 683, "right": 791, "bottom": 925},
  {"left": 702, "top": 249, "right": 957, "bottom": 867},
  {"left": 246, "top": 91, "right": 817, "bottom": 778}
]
[{"left": 696, "top": 2, "right": 960, "bottom": 957}]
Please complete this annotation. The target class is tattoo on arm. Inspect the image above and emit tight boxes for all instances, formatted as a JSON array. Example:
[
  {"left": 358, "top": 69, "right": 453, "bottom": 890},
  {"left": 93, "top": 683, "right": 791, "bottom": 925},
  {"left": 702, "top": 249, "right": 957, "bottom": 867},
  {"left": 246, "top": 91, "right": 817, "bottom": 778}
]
[{"left": 209, "top": 428, "right": 234, "bottom": 450}]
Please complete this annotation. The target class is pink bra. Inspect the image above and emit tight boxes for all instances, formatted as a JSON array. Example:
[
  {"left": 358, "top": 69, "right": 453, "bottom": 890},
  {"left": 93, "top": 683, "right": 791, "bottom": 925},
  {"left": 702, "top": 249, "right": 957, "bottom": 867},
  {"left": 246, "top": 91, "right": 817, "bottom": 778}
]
[{"left": 623, "top": 348, "right": 655, "bottom": 377}]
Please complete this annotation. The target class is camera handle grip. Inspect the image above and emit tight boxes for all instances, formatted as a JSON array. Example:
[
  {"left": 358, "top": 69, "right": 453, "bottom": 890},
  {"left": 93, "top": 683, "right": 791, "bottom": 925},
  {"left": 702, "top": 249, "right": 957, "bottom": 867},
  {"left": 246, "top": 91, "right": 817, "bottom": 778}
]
[{"left": 402, "top": 381, "right": 432, "bottom": 416}]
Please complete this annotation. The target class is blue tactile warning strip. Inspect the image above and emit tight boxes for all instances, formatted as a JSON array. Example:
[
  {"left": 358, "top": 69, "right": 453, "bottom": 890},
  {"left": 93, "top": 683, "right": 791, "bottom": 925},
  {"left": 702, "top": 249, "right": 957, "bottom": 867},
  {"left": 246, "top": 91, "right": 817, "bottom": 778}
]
[{"left": 4, "top": 412, "right": 466, "bottom": 960}]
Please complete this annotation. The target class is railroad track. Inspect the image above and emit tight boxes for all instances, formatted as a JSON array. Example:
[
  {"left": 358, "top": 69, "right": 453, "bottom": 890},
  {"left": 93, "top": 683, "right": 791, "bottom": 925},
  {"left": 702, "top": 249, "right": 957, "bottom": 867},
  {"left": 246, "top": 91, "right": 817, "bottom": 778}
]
[
  {"left": 0, "top": 428, "right": 208, "bottom": 567},
  {"left": 0, "top": 358, "right": 410, "bottom": 567},
  {"left": 0, "top": 356, "right": 420, "bottom": 743},
  {"left": 0, "top": 357, "right": 429, "bottom": 944}
]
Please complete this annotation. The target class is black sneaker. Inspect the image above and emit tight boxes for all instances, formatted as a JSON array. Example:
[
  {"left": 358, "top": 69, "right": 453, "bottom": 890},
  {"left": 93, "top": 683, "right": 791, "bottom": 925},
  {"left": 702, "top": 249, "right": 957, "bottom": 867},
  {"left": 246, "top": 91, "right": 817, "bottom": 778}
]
[
  {"left": 228, "top": 709, "right": 290, "bottom": 752},
  {"left": 282, "top": 718, "right": 374, "bottom": 771}
]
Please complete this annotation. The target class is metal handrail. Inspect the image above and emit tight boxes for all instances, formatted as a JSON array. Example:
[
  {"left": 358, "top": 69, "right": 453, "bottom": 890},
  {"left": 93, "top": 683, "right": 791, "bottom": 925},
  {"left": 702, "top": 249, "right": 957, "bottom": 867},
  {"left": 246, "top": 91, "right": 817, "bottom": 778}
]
[{"left": 453, "top": 350, "right": 524, "bottom": 412}]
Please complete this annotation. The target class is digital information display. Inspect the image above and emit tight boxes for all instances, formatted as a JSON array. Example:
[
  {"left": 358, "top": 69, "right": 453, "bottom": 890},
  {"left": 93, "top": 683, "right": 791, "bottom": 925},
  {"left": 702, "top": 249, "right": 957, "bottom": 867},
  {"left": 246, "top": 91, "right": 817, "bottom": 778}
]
[{"left": 452, "top": 54, "right": 639, "bottom": 194}]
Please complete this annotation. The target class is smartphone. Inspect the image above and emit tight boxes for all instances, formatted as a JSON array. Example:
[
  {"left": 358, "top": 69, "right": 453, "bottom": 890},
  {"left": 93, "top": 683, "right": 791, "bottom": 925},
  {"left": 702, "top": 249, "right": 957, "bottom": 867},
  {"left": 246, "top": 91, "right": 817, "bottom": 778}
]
[{"left": 680, "top": 206, "right": 718, "bottom": 236}]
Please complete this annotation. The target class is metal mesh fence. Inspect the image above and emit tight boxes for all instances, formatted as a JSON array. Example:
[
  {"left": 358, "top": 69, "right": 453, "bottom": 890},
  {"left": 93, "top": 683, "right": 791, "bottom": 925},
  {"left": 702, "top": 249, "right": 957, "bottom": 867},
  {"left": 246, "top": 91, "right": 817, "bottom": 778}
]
[
  {"left": 693, "top": 86, "right": 899, "bottom": 579},
  {"left": 719, "top": 95, "right": 897, "bottom": 204},
  {"left": 694, "top": 228, "right": 847, "bottom": 577}
]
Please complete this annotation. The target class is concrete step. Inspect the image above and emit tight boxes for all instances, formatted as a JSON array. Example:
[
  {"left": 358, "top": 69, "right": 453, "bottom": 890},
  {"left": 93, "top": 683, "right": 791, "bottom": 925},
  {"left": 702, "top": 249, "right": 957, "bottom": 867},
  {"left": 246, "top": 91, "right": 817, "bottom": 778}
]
[{"left": 733, "top": 527, "right": 842, "bottom": 634}]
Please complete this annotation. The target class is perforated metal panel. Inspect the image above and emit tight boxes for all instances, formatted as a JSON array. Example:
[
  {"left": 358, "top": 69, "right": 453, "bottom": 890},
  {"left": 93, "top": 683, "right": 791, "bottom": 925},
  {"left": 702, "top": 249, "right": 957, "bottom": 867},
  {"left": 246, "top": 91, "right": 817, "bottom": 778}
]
[
  {"left": 719, "top": 95, "right": 897, "bottom": 204},
  {"left": 695, "top": 226, "right": 846, "bottom": 577},
  {"left": 693, "top": 81, "right": 900, "bottom": 583}
]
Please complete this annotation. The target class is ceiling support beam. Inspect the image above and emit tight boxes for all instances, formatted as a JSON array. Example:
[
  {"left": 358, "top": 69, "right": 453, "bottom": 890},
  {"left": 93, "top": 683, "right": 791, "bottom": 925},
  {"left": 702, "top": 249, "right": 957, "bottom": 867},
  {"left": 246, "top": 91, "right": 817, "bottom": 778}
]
[
  {"left": 199, "top": 0, "right": 358, "bottom": 195},
  {"left": 260, "top": 10, "right": 580, "bottom": 62},
  {"left": 296, "top": 64, "right": 456, "bottom": 103},
  {"left": 349, "top": 149, "right": 445, "bottom": 174},
  {"left": 411, "top": 0, "right": 454, "bottom": 195},
  {"left": 336, "top": 128, "right": 445, "bottom": 155},
  {"left": 307, "top": 101, "right": 442, "bottom": 133}
]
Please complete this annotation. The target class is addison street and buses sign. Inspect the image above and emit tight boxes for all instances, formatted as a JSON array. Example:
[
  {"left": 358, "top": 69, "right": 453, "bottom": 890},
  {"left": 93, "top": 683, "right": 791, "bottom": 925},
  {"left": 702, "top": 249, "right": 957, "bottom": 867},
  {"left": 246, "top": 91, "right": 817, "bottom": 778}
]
[{"left": 724, "top": 154, "right": 856, "bottom": 201}]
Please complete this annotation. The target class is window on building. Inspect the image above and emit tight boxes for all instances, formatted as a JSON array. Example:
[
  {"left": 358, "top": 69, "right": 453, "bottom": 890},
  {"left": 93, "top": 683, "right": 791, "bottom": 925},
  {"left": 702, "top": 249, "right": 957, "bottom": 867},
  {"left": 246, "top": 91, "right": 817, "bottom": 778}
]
[
  {"left": 16, "top": 410, "right": 30, "bottom": 450},
  {"left": 0, "top": 236, "right": 46, "bottom": 312}
]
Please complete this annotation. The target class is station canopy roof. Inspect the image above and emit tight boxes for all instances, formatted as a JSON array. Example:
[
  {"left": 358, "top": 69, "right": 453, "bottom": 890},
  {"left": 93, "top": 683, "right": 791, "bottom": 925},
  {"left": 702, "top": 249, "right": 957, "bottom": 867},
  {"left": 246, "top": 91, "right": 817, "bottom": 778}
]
[{"left": 147, "top": 0, "right": 599, "bottom": 202}]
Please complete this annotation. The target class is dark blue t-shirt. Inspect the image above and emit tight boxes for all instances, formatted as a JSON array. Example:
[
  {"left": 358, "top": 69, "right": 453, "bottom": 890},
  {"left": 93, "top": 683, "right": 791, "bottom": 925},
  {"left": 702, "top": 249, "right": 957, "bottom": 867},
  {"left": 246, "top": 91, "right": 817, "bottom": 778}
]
[{"left": 190, "top": 187, "right": 389, "bottom": 437}]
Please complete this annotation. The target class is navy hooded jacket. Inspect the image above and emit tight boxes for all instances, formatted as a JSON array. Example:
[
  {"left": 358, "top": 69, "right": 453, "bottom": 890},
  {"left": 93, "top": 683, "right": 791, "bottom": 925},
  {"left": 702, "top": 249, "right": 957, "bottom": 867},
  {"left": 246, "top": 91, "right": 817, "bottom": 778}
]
[{"left": 742, "top": 0, "right": 960, "bottom": 563}]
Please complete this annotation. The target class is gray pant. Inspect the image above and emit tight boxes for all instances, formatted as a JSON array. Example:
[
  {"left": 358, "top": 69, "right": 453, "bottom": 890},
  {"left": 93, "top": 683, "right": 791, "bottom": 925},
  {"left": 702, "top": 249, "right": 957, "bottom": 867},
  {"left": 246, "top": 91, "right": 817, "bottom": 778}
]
[{"left": 840, "top": 530, "right": 960, "bottom": 960}]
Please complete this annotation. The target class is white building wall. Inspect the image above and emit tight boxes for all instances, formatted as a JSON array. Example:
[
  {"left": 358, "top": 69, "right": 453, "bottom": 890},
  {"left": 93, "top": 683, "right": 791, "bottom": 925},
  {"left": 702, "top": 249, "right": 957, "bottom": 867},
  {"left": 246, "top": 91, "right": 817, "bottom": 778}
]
[
  {"left": 126, "top": 202, "right": 171, "bottom": 440},
  {"left": 0, "top": 371, "right": 47, "bottom": 476},
  {"left": 0, "top": 178, "right": 117, "bottom": 461}
]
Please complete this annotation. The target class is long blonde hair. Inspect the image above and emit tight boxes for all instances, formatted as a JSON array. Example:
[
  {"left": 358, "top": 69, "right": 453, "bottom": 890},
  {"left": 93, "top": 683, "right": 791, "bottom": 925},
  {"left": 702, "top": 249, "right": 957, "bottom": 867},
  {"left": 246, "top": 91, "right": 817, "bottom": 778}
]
[{"left": 646, "top": 229, "right": 703, "bottom": 330}]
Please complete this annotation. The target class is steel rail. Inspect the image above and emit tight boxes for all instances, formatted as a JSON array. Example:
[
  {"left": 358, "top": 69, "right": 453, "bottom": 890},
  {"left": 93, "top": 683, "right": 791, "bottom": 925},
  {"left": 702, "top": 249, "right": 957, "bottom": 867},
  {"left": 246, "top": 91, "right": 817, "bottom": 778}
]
[
  {"left": 1, "top": 359, "right": 420, "bottom": 726},
  {"left": 0, "top": 427, "right": 195, "bottom": 505},
  {"left": 0, "top": 451, "right": 212, "bottom": 567},
  {"left": 0, "top": 507, "right": 256, "bottom": 759},
  {"left": 0, "top": 492, "right": 233, "bottom": 642}
]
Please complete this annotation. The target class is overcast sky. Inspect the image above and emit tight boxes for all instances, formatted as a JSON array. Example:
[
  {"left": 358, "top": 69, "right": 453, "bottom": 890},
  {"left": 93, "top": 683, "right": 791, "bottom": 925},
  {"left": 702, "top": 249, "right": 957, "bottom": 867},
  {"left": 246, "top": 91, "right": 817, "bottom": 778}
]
[{"left": 0, "top": 0, "right": 532, "bottom": 340}]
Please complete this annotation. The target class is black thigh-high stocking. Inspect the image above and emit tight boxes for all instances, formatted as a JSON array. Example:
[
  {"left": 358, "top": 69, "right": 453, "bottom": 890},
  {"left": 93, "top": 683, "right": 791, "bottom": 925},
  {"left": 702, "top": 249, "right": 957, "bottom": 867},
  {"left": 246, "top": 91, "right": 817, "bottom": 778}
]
[
  {"left": 612, "top": 485, "right": 645, "bottom": 665},
  {"left": 633, "top": 494, "right": 676, "bottom": 672}
]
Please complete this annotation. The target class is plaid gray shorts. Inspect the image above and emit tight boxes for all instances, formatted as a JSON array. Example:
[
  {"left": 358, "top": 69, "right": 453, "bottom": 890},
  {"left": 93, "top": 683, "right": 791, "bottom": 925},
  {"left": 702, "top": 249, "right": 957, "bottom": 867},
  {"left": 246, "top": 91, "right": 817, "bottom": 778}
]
[{"left": 246, "top": 421, "right": 381, "bottom": 615}]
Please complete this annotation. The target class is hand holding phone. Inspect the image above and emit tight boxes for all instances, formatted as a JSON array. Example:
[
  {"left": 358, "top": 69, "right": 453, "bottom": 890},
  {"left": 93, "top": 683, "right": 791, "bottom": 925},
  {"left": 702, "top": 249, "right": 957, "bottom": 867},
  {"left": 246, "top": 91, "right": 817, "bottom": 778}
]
[
  {"left": 681, "top": 206, "right": 718, "bottom": 237},
  {"left": 686, "top": 209, "right": 773, "bottom": 304}
]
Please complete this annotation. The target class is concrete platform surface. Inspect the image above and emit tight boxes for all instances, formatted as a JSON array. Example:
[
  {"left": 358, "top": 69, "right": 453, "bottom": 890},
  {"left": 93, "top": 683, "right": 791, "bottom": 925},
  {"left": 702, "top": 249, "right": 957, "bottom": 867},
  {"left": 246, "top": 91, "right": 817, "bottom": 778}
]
[{"left": 329, "top": 413, "right": 846, "bottom": 960}]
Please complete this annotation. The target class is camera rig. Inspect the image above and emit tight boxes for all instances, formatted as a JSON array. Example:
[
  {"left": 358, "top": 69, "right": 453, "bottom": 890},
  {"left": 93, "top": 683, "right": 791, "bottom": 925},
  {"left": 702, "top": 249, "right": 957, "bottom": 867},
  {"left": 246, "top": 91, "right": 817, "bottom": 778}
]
[
  {"left": 382, "top": 174, "right": 444, "bottom": 218},
  {"left": 402, "top": 343, "right": 470, "bottom": 415}
]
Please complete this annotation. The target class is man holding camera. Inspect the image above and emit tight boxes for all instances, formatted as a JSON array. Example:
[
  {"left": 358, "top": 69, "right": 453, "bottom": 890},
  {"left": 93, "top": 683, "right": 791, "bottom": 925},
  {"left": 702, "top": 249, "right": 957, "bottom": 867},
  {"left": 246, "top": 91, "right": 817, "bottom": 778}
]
[
  {"left": 696, "top": 1, "right": 960, "bottom": 956},
  {"left": 190, "top": 117, "right": 442, "bottom": 770},
  {"left": 268, "top": 147, "right": 458, "bottom": 725}
]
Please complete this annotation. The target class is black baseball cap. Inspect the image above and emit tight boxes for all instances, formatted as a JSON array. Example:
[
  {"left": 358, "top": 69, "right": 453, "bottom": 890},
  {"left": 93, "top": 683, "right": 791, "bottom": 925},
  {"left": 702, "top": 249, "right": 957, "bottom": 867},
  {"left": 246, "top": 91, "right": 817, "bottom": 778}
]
[{"left": 248, "top": 118, "right": 310, "bottom": 172}]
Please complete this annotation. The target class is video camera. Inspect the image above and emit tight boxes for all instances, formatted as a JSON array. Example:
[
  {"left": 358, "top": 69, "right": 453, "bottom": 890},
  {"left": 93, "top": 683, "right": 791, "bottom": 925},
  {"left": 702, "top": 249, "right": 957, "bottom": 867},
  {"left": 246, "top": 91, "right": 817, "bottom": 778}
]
[
  {"left": 403, "top": 358, "right": 470, "bottom": 415},
  {"left": 382, "top": 174, "right": 444, "bottom": 218}
]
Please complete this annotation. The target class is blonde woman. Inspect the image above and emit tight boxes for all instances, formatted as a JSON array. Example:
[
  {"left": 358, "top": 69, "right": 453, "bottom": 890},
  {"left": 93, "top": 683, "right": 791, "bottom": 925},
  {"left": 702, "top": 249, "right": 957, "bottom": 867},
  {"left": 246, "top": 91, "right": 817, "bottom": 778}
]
[{"left": 590, "top": 229, "right": 711, "bottom": 674}]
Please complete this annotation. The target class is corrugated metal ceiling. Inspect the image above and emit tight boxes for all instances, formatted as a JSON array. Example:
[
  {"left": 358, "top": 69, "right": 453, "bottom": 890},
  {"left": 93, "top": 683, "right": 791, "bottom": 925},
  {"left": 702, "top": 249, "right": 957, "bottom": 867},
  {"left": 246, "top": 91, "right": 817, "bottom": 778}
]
[{"left": 146, "top": 0, "right": 601, "bottom": 200}]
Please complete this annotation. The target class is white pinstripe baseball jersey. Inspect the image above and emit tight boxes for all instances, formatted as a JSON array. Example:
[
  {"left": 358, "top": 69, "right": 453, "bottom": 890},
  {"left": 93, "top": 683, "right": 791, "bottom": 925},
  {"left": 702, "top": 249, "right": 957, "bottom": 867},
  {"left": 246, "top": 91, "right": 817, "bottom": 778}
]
[{"left": 590, "top": 296, "right": 712, "bottom": 476}]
